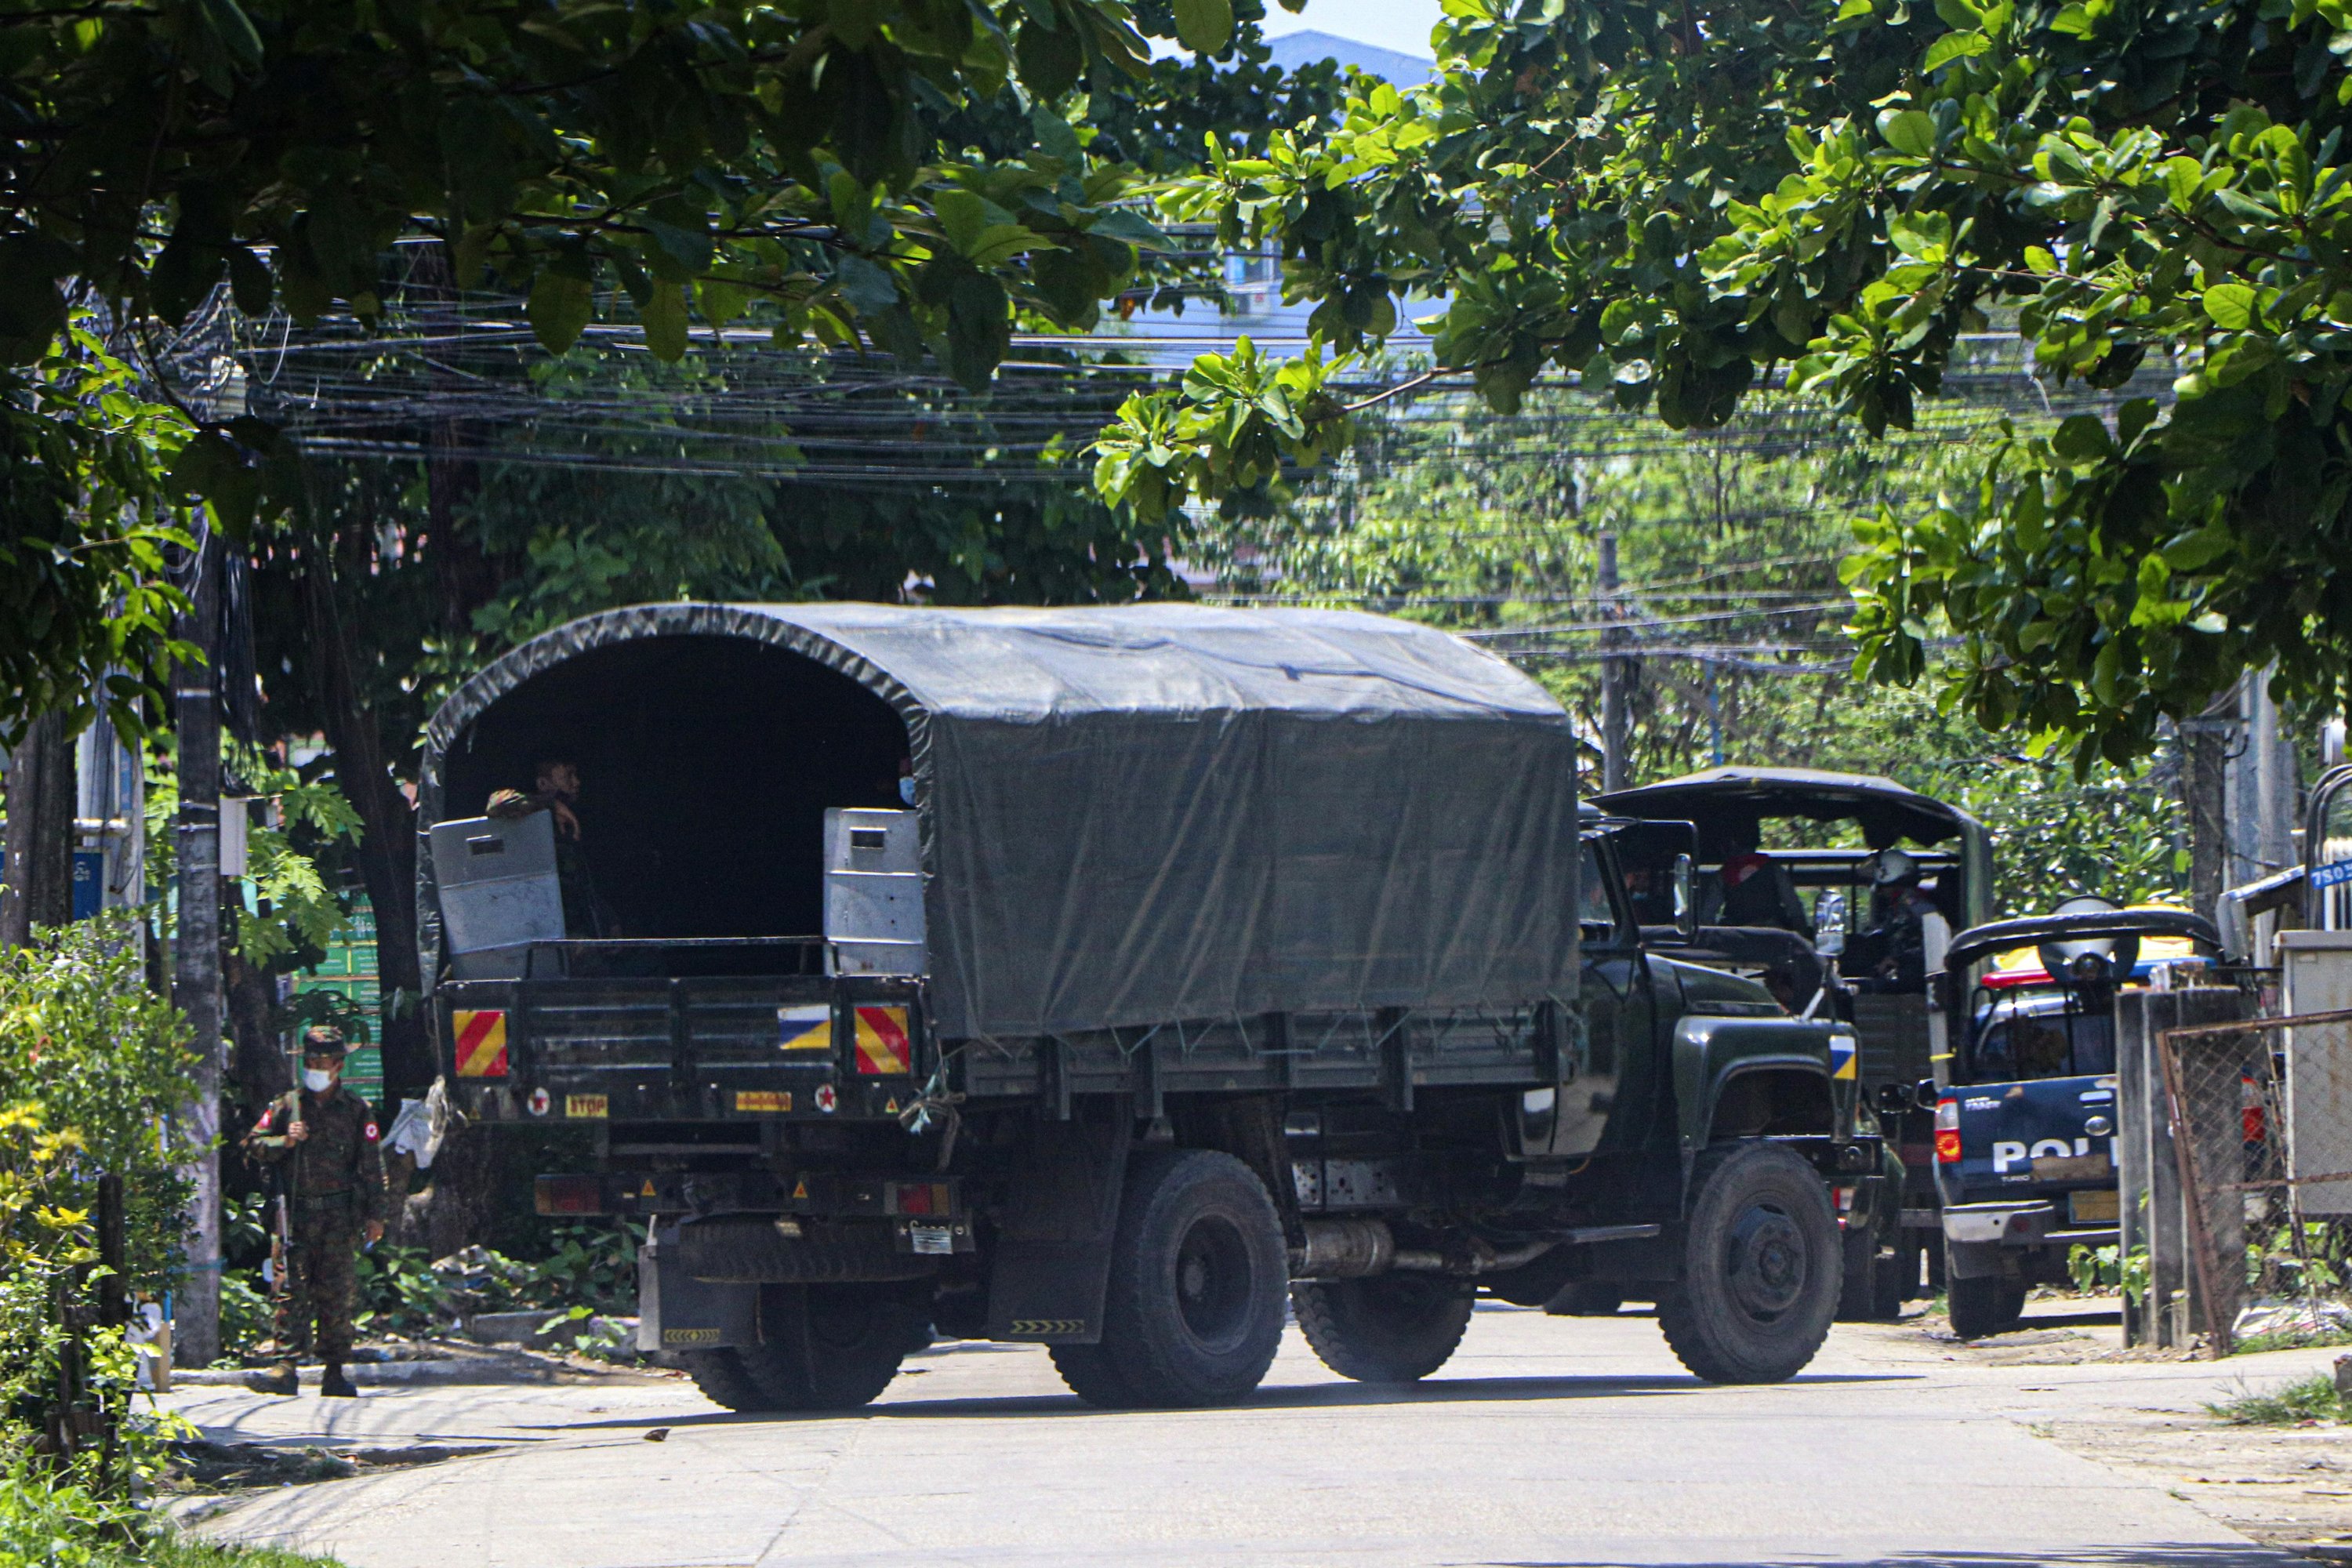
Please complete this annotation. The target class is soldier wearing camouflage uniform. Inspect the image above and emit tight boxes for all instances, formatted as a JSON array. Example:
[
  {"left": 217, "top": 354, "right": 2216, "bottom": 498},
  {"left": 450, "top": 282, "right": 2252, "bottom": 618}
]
[{"left": 244, "top": 1026, "right": 388, "bottom": 1397}]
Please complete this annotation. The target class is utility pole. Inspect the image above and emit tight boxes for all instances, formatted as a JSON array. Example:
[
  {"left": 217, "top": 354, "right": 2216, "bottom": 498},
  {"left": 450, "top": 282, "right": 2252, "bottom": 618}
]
[
  {"left": 173, "top": 523, "right": 223, "bottom": 1367},
  {"left": 1599, "top": 530, "right": 1628, "bottom": 793}
]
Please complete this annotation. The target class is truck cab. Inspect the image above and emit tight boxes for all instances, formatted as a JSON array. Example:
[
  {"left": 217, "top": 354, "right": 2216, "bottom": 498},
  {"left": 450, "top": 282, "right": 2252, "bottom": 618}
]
[
  {"left": 1930, "top": 902, "right": 2221, "bottom": 1337},
  {"left": 1595, "top": 768, "right": 1993, "bottom": 1319}
]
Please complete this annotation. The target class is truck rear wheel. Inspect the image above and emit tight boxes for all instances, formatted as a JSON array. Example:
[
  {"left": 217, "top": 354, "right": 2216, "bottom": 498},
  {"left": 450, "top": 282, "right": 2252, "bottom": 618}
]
[
  {"left": 1657, "top": 1142, "right": 1840, "bottom": 1384},
  {"left": 1835, "top": 1210, "right": 1905, "bottom": 1323},
  {"left": 1070, "top": 1149, "right": 1287, "bottom": 1409},
  {"left": 1944, "top": 1271, "right": 2027, "bottom": 1339},
  {"left": 685, "top": 1283, "right": 916, "bottom": 1413},
  {"left": 1293, "top": 1276, "right": 1474, "bottom": 1383},
  {"left": 681, "top": 1348, "right": 774, "bottom": 1412}
]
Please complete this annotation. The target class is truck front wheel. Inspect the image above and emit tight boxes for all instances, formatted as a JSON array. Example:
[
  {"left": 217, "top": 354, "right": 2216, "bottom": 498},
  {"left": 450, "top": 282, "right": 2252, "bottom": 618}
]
[
  {"left": 1062, "top": 1149, "right": 1287, "bottom": 1409},
  {"left": 1657, "top": 1142, "right": 1841, "bottom": 1384},
  {"left": 1293, "top": 1276, "right": 1474, "bottom": 1383}
]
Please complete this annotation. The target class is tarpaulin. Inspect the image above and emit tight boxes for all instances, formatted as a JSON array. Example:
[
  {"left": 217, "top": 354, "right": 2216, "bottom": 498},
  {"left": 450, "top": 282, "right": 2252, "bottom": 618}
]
[{"left": 419, "top": 602, "right": 1581, "bottom": 1042}]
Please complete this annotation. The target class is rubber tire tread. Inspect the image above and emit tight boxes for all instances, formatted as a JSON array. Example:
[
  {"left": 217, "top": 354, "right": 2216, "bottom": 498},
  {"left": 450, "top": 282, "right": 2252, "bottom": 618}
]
[
  {"left": 1945, "top": 1272, "right": 2027, "bottom": 1339},
  {"left": 681, "top": 1348, "right": 775, "bottom": 1413},
  {"left": 1543, "top": 1280, "right": 1627, "bottom": 1317},
  {"left": 1094, "top": 1149, "right": 1288, "bottom": 1409},
  {"left": 1835, "top": 1211, "right": 1905, "bottom": 1323},
  {"left": 1292, "top": 1277, "right": 1474, "bottom": 1383},
  {"left": 1047, "top": 1341, "right": 1139, "bottom": 1408},
  {"left": 1657, "top": 1141, "right": 1842, "bottom": 1385},
  {"left": 735, "top": 1283, "right": 913, "bottom": 1410}
]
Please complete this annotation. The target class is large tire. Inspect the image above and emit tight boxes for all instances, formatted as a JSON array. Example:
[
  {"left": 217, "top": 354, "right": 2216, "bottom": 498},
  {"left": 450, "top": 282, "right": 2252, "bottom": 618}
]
[
  {"left": 731, "top": 1283, "right": 915, "bottom": 1411},
  {"left": 1047, "top": 1341, "right": 1139, "bottom": 1408},
  {"left": 1945, "top": 1272, "right": 2027, "bottom": 1339},
  {"left": 1293, "top": 1276, "right": 1474, "bottom": 1383},
  {"left": 681, "top": 1348, "right": 774, "bottom": 1412},
  {"left": 1836, "top": 1210, "right": 1905, "bottom": 1323},
  {"left": 1543, "top": 1280, "right": 1627, "bottom": 1317},
  {"left": 1657, "top": 1142, "right": 1842, "bottom": 1384},
  {"left": 1080, "top": 1149, "right": 1288, "bottom": 1409}
]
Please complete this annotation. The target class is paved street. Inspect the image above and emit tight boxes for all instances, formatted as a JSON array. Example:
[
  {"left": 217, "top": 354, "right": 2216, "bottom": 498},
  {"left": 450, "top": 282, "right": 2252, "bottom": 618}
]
[{"left": 172, "top": 1301, "right": 2345, "bottom": 1568}]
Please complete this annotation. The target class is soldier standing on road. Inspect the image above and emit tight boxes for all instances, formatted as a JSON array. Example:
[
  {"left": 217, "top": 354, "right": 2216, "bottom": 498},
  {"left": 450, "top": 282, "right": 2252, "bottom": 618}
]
[{"left": 244, "top": 1026, "right": 387, "bottom": 1397}]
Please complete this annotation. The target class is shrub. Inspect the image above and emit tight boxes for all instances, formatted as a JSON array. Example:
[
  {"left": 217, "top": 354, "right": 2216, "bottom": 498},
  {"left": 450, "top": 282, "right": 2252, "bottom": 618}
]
[{"left": 0, "top": 917, "right": 195, "bottom": 1479}]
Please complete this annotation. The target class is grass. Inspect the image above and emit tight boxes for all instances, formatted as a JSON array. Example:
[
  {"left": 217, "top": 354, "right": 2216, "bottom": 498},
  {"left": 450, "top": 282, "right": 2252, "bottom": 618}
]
[
  {"left": 136, "top": 1541, "right": 342, "bottom": 1568},
  {"left": 2231, "top": 1326, "right": 2352, "bottom": 1357},
  {"left": 2206, "top": 1373, "right": 2346, "bottom": 1425},
  {"left": 0, "top": 1468, "right": 342, "bottom": 1568}
]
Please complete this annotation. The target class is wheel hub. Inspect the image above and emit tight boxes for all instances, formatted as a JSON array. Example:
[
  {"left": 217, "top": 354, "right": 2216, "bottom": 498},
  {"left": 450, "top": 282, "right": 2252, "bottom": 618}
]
[
  {"left": 1173, "top": 1214, "right": 1254, "bottom": 1351},
  {"left": 1724, "top": 1200, "right": 1806, "bottom": 1319}
]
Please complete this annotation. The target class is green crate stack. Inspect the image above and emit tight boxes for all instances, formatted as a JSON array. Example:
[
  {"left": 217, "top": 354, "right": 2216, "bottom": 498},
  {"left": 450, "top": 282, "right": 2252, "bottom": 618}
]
[{"left": 292, "top": 899, "right": 383, "bottom": 1105}]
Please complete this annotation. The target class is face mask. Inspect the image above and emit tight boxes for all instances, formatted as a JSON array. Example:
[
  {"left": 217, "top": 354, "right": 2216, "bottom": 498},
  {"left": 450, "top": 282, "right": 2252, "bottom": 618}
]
[
  {"left": 898, "top": 777, "right": 916, "bottom": 806},
  {"left": 303, "top": 1069, "right": 334, "bottom": 1093}
]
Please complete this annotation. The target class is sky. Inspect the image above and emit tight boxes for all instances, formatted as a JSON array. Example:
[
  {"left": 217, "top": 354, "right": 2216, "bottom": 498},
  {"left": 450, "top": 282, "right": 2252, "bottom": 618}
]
[{"left": 1258, "top": 0, "right": 1444, "bottom": 59}]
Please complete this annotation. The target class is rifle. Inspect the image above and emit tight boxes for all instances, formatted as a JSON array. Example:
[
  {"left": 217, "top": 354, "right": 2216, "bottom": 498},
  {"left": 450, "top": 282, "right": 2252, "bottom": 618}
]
[{"left": 264, "top": 1088, "right": 300, "bottom": 1314}]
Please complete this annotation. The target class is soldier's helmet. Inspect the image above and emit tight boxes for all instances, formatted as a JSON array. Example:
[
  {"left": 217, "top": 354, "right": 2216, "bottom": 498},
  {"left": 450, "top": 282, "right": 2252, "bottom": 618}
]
[{"left": 299, "top": 1025, "right": 348, "bottom": 1059}]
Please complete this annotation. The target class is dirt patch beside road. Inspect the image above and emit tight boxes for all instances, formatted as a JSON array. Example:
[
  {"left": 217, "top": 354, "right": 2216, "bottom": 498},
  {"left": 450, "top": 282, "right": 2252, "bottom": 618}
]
[{"left": 2040, "top": 1399, "right": 2352, "bottom": 1562}]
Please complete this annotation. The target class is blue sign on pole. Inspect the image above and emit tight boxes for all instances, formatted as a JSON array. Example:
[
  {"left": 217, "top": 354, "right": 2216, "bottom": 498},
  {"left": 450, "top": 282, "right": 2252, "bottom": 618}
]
[{"left": 71, "top": 850, "right": 103, "bottom": 920}]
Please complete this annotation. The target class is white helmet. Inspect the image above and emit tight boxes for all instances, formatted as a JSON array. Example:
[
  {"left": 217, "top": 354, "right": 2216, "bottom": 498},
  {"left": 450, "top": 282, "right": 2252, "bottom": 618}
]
[{"left": 1867, "top": 847, "right": 1917, "bottom": 886}]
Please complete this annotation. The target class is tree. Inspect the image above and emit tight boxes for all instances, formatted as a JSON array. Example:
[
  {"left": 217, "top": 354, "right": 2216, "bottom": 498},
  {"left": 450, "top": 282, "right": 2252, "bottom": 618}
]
[{"left": 1094, "top": 0, "right": 2352, "bottom": 765}]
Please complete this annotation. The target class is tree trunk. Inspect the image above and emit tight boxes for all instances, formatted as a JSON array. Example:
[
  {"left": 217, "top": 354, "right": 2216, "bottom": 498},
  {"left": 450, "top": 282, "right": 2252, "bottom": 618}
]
[
  {"left": 1, "top": 710, "right": 78, "bottom": 945},
  {"left": 223, "top": 946, "right": 289, "bottom": 1104},
  {"left": 300, "top": 535, "right": 430, "bottom": 1095},
  {"left": 2178, "top": 690, "right": 2237, "bottom": 923}
]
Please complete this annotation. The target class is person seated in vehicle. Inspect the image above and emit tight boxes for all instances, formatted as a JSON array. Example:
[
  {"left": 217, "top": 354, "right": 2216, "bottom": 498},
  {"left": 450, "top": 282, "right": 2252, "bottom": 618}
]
[
  {"left": 1857, "top": 848, "right": 1937, "bottom": 986},
  {"left": 1708, "top": 820, "right": 1812, "bottom": 936},
  {"left": 488, "top": 756, "right": 619, "bottom": 938}
]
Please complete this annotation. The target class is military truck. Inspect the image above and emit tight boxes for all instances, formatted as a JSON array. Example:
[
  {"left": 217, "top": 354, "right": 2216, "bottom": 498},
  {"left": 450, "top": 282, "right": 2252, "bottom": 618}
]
[
  {"left": 1593, "top": 768, "right": 1994, "bottom": 1319},
  {"left": 419, "top": 603, "right": 1871, "bottom": 1410}
]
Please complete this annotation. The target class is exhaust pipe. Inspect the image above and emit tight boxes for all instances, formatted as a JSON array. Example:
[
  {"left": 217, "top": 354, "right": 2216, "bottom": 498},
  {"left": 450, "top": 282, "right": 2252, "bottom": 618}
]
[{"left": 1290, "top": 1218, "right": 1559, "bottom": 1279}]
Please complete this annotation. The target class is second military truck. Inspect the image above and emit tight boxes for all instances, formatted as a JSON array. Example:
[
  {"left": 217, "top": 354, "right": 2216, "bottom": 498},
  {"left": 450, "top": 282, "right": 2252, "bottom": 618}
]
[{"left": 419, "top": 603, "right": 1868, "bottom": 1410}]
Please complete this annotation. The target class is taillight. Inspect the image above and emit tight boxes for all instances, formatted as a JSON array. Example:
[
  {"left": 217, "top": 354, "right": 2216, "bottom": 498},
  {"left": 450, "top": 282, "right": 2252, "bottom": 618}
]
[
  {"left": 1934, "top": 1098, "right": 1961, "bottom": 1163},
  {"left": 534, "top": 1174, "right": 602, "bottom": 1216}
]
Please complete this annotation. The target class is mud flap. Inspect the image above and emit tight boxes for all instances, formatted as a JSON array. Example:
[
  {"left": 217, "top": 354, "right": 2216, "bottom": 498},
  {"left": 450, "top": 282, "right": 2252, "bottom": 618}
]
[
  {"left": 985, "top": 1103, "right": 1132, "bottom": 1344},
  {"left": 637, "top": 1226, "right": 758, "bottom": 1353}
]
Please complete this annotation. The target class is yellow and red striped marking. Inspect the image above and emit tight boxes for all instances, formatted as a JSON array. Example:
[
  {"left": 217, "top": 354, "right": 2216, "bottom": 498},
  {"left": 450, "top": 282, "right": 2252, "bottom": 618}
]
[
  {"left": 854, "top": 1006, "right": 911, "bottom": 1076},
  {"left": 453, "top": 1010, "right": 507, "bottom": 1078}
]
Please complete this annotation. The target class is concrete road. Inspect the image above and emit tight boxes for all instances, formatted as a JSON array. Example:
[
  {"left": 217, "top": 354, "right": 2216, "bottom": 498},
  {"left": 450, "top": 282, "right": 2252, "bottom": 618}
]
[{"left": 179, "top": 1302, "right": 2333, "bottom": 1568}]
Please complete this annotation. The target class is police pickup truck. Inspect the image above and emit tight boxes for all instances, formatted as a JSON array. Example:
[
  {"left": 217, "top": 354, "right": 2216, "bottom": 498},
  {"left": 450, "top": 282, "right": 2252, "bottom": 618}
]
[
  {"left": 419, "top": 602, "right": 1871, "bottom": 1410},
  {"left": 1929, "top": 902, "right": 2221, "bottom": 1337}
]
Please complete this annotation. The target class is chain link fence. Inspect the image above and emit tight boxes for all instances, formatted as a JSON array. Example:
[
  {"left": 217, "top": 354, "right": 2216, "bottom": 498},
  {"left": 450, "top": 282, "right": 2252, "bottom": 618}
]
[{"left": 2158, "top": 1007, "right": 2352, "bottom": 1354}]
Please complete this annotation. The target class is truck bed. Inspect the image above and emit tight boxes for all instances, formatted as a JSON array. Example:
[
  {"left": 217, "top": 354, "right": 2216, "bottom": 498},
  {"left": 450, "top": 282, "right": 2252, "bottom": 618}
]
[{"left": 440, "top": 949, "right": 1562, "bottom": 1125}]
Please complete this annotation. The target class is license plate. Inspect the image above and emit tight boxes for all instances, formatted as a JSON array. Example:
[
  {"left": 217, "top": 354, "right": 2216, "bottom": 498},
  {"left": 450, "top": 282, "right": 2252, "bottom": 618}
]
[
  {"left": 2069, "top": 1189, "right": 2119, "bottom": 1224},
  {"left": 909, "top": 1222, "right": 955, "bottom": 1256}
]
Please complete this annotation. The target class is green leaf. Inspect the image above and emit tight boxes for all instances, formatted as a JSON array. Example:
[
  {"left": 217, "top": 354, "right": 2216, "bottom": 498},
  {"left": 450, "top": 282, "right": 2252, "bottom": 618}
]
[
  {"left": 227, "top": 245, "right": 272, "bottom": 316},
  {"left": 2050, "top": 413, "right": 2114, "bottom": 462},
  {"left": 1172, "top": 0, "right": 1234, "bottom": 53},
  {"left": 2201, "top": 283, "right": 2259, "bottom": 330},
  {"left": 1876, "top": 109, "right": 1938, "bottom": 156},
  {"left": 527, "top": 270, "right": 593, "bottom": 355},
  {"left": 643, "top": 283, "right": 688, "bottom": 362},
  {"left": 834, "top": 255, "right": 900, "bottom": 315},
  {"left": 1922, "top": 29, "right": 1989, "bottom": 71}
]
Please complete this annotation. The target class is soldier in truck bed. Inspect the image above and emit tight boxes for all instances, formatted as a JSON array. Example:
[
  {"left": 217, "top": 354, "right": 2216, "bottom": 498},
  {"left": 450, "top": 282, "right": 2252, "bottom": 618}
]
[
  {"left": 488, "top": 757, "right": 618, "bottom": 938},
  {"left": 243, "top": 1027, "right": 387, "bottom": 1398}
]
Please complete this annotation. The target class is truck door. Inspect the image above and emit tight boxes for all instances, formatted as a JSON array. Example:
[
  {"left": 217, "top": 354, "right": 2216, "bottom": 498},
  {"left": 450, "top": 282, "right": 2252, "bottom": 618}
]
[{"left": 1539, "top": 837, "right": 1649, "bottom": 1157}]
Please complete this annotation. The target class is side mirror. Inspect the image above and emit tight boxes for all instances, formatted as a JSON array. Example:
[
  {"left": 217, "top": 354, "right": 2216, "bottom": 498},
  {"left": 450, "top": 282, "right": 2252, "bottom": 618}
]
[
  {"left": 1813, "top": 887, "right": 1847, "bottom": 956},
  {"left": 1915, "top": 1077, "right": 1940, "bottom": 1111},
  {"left": 1671, "top": 853, "right": 1699, "bottom": 942}
]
